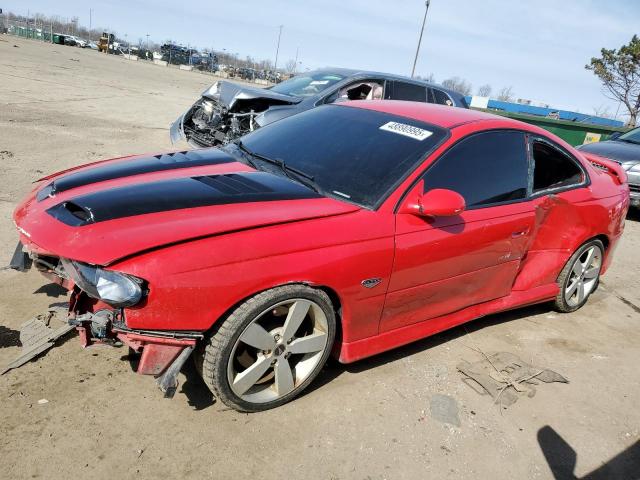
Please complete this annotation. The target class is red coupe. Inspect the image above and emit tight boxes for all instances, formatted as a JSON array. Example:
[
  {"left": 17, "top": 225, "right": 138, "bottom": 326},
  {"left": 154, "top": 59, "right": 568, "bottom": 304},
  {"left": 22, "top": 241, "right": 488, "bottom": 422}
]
[{"left": 12, "top": 101, "right": 629, "bottom": 411}]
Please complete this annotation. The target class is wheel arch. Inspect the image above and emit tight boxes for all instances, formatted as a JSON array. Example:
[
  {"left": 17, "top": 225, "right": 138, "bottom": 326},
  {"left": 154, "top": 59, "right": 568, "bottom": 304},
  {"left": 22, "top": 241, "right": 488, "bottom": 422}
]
[
  {"left": 592, "top": 233, "right": 609, "bottom": 251},
  {"left": 204, "top": 281, "right": 345, "bottom": 346}
]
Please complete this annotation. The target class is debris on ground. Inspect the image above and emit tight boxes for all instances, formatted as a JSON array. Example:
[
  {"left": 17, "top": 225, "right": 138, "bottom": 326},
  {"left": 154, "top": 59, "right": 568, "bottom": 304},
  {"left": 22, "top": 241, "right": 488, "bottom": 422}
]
[
  {"left": 1, "top": 307, "right": 74, "bottom": 375},
  {"left": 430, "top": 393, "right": 461, "bottom": 427},
  {"left": 457, "top": 352, "right": 568, "bottom": 407},
  {"left": 37, "top": 398, "right": 49, "bottom": 405}
]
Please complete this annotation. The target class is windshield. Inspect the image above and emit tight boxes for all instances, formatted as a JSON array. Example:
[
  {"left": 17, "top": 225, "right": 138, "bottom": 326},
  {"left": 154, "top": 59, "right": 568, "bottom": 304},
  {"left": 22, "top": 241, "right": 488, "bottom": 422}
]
[
  {"left": 236, "top": 105, "right": 448, "bottom": 208},
  {"left": 269, "top": 72, "right": 345, "bottom": 97},
  {"left": 618, "top": 127, "right": 640, "bottom": 144}
]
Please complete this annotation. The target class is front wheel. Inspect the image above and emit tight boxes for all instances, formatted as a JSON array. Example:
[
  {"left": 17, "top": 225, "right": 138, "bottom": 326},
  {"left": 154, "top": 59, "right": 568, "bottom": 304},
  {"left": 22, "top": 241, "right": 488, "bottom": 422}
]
[
  {"left": 554, "top": 239, "right": 604, "bottom": 313},
  {"left": 199, "top": 285, "right": 336, "bottom": 412}
]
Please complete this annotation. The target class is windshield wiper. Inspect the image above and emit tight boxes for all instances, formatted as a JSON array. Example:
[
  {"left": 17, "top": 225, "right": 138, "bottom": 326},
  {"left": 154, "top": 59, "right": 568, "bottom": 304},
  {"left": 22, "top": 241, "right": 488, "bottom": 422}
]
[
  {"left": 232, "top": 140, "right": 259, "bottom": 169},
  {"left": 233, "top": 141, "right": 323, "bottom": 195},
  {"left": 619, "top": 138, "right": 640, "bottom": 145}
]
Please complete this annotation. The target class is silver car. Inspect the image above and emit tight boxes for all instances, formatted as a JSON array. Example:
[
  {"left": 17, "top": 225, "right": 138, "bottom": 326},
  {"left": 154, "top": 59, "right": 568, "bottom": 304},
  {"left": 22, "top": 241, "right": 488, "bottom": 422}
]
[{"left": 577, "top": 127, "right": 640, "bottom": 208}]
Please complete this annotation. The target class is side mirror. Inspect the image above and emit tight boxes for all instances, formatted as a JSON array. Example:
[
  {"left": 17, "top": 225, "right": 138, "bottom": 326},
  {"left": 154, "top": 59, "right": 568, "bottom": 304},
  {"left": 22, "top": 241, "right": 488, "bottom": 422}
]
[{"left": 400, "top": 185, "right": 465, "bottom": 217}]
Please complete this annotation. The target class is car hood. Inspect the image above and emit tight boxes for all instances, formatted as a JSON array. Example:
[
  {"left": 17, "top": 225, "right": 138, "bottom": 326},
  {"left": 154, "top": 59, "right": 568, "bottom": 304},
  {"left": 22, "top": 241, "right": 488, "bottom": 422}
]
[
  {"left": 202, "top": 80, "right": 302, "bottom": 110},
  {"left": 14, "top": 148, "right": 359, "bottom": 266},
  {"left": 578, "top": 140, "right": 640, "bottom": 168}
]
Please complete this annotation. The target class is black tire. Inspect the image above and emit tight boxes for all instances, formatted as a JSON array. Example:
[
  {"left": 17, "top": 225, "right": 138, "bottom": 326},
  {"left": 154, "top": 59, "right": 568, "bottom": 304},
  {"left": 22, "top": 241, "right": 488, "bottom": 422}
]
[
  {"left": 553, "top": 239, "right": 604, "bottom": 313},
  {"left": 199, "top": 284, "right": 336, "bottom": 412}
]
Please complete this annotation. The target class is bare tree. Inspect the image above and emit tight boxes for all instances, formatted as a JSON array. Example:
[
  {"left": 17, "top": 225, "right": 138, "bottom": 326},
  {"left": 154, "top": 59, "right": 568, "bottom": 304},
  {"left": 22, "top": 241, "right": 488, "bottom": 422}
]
[
  {"left": 415, "top": 73, "right": 435, "bottom": 83},
  {"left": 477, "top": 84, "right": 492, "bottom": 97},
  {"left": 441, "top": 77, "right": 472, "bottom": 96},
  {"left": 497, "top": 86, "right": 514, "bottom": 102},
  {"left": 592, "top": 105, "right": 613, "bottom": 119},
  {"left": 285, "top": 59, "right": 297, "bottom": 74},
  {"left": 586, "top": 35, "right": 640, "bottom": 127}
]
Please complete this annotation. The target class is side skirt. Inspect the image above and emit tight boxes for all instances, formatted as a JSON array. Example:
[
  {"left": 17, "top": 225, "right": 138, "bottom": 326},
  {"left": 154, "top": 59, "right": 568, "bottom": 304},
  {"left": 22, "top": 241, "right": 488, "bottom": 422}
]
[{"left": 337, "top": 283, "right": 559, "bottom": 363}]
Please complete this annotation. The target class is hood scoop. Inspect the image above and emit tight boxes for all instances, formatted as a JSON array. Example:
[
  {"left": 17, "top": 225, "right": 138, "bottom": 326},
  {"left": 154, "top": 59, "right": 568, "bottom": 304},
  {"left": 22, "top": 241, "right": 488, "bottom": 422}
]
[
  {"left": 50, "top": 201, "right": 95, "bottom": 226},
  {"left": 46, "top": 172, "right": 321, "bottom": 227}
]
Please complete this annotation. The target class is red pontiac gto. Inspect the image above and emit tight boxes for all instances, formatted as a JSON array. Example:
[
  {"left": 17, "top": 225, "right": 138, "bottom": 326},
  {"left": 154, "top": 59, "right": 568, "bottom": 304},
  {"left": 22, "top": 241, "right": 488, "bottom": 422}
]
[{"left": 12, "top": 101, "right": 629, "bottom": 411}]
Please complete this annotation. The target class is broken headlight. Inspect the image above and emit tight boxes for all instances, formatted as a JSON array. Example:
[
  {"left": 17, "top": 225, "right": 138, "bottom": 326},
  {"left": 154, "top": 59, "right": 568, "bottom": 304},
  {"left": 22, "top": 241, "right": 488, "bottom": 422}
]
[{"left": 61, "top": 259, "right": 143, "bottom": 307}]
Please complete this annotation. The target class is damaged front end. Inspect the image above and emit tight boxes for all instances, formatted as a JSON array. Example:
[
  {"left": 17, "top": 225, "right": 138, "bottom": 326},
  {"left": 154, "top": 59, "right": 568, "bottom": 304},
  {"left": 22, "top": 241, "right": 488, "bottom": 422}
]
[
  {"left": 7, "top": 245, "right": 200, "bottom": 398},
  {"left": 171, "top": 80, "right": 301, "bottom": 147}
]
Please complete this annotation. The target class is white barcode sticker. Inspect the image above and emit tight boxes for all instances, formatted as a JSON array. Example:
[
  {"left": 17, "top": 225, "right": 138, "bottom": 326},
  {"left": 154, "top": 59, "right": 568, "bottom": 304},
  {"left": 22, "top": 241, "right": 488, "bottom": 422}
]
[{"left": 379, "top": 121, "right": 432, "bottom": 141}]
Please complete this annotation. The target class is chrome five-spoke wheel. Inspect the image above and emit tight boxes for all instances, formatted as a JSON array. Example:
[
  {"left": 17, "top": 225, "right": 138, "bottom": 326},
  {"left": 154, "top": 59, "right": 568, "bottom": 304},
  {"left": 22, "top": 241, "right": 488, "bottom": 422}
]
[
  {"left": 564, "top": 245, "right": 602, "bottom": 307},
  {"left": 200, "top": 285, "right": 336, "bottom": 412},
  {"left": 555, "top": 239, "right": 604, "bottom": 312},
  {"left": 228, "top": 298, "right": 329, "bottom": 403}
]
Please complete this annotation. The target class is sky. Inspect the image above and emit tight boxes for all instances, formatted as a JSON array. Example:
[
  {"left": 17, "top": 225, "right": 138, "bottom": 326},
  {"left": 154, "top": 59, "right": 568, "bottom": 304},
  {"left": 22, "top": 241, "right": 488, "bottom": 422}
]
[{"left": 4, "top": 0, "right": 639, "bottom": 119}]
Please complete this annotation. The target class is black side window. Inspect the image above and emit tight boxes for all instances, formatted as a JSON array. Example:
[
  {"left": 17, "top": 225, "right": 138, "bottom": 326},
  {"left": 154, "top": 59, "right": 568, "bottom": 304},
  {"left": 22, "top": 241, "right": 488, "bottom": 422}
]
[
  {"left": 422, "top": 131, "right": 528, "bottom": 208},
  {"left": 432, "top": 88, "right": 454, "bottom": 106},
  {"left": 532, "top": 140, "right": 584, "bottom": 192},
  {"left": 385, "top": 81, "right": 427, "bottom": 102}
]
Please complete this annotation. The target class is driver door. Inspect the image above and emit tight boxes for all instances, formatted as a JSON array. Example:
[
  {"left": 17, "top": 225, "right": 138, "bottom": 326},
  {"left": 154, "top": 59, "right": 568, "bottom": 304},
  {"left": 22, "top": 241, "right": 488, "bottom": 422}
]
[{"left": 380, "top": 130, "right": 536, "bottom": 332}]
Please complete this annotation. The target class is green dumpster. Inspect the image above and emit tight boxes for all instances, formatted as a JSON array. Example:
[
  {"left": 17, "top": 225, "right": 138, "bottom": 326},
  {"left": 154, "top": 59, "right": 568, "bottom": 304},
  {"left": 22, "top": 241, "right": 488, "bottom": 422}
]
[{"left": 473, "top": 108, "right": 627, "bottom": 146}]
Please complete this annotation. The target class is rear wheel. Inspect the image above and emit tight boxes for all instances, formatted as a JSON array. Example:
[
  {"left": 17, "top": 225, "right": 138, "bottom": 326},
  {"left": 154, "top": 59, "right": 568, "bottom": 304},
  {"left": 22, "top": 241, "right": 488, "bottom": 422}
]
[
  {"left": 200, "top": 285, "right": 336, "bottom": 412},
  {"left": 554, "top": 239, "right": 604, "bottom": 312}
]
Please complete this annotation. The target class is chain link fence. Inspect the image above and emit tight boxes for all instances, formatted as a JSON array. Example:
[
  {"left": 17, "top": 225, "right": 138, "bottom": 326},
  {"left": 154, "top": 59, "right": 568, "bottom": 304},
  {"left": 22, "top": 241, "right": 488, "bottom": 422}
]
[{"left": 2, "top": 17, "right": 67, "bottom": 44}]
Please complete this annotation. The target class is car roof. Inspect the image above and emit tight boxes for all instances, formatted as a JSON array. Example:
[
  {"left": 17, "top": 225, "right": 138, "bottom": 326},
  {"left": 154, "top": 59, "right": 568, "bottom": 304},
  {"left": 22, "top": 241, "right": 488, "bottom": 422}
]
[
  {"left": 309, "top": 68, "right": 465, "bottom": 100},
  {"left": 341, "top": 100, "right": 533, "bottom": 130}
]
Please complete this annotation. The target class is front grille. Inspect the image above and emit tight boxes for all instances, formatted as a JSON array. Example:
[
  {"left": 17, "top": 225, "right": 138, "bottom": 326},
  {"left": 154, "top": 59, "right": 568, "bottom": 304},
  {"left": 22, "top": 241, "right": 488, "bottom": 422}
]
[{"left": 630, "top": 184, "right": 640, "bottom": 193}]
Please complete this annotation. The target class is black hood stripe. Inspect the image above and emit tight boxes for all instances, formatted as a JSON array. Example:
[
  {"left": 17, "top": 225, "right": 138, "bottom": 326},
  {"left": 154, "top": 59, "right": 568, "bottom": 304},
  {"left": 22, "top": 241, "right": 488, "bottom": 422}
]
[
  {"left": 37, "top": 149, "right": 236, "bottom": 201},
  {"left": 46, "top": 172, "right": 322, "bottom": 226}
]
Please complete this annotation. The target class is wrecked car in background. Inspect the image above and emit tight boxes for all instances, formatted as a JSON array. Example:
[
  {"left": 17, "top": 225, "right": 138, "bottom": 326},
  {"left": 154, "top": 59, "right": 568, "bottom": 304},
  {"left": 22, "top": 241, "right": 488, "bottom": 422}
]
[
  {"left": 170, "top": 68, "right": 468, "bottom": 147},
  {"left": 577, "top": 125, "right": 640, "bottom": 208},
  {"left": 11, "top": 102, "right": 628, "bottom": 412}
]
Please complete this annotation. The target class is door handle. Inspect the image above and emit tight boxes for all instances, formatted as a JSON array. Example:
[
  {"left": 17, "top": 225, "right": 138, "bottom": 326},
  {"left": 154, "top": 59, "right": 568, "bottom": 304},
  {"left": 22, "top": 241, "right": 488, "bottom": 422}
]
[{"left": 511, "top": 228, "right": 529, "bottom": 238}]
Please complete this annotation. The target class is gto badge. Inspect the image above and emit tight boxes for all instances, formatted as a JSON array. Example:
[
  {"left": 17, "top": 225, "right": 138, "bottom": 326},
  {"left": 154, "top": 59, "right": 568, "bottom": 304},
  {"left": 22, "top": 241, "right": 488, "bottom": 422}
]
[{"left": 361, "top": 278, "right": 382, "bottom": 289}]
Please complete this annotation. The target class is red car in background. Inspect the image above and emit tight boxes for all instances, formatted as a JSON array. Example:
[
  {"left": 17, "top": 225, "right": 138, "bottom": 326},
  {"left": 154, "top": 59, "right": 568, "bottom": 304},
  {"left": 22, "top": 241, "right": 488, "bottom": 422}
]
[{"left": 12, "top": 101, "right": 629, "bottom": 412}]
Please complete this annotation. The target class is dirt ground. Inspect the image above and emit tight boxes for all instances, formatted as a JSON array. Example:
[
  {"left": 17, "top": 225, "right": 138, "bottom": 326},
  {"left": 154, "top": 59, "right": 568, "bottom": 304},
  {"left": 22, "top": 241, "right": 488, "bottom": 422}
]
[{"left": 1, "top": 36, "right": 639, "bottom": 480}]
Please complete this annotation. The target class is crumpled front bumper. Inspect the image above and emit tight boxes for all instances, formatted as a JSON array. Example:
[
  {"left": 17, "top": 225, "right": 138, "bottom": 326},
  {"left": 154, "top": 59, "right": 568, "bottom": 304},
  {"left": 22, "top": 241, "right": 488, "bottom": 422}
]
[
  {"left": 9, "top": 247, "right": 201, "bottom": 398},
  {"left": 70, "top": 308, "right": 201, "bottom": 398}
]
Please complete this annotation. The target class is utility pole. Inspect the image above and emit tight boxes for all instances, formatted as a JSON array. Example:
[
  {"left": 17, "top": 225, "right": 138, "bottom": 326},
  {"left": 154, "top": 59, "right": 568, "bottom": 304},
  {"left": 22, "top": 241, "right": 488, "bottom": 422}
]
[
  {"left": 89, "top": 8, "right": 92, "bottom": 40},
  {"left": 146, "top": 34, "right": 149, "bottom": 51},
  {"left": 411, "top": 0, "right": 430, "bottom": 78},
  {"left": 273, "top": 24, "right": 283, "bottom": 73},
  {"left": 294, "top": 46, "right": 299, "bottom": 74}
]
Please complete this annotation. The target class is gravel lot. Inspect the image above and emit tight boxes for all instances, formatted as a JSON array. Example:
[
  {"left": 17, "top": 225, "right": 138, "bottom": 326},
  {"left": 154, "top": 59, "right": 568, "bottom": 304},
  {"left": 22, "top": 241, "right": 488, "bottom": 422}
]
[{"left": 1, "top": 36, "right": 639, "bottom": 480}]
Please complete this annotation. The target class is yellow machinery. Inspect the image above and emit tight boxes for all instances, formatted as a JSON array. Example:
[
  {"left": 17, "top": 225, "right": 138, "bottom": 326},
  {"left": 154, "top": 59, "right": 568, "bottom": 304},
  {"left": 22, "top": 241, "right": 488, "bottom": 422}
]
[{"left": 98, "top": 32, "right": 114, "bottom": 53}]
